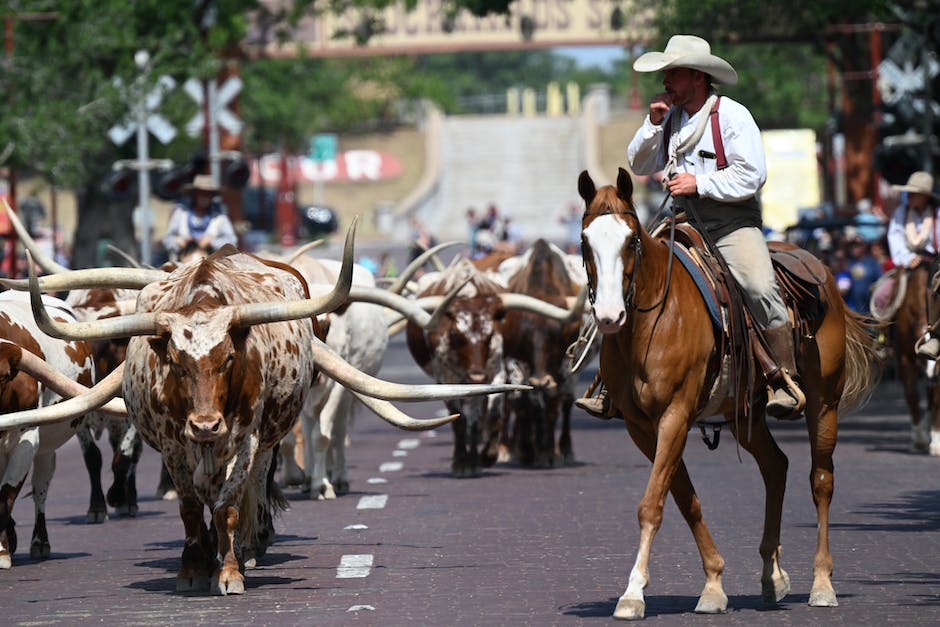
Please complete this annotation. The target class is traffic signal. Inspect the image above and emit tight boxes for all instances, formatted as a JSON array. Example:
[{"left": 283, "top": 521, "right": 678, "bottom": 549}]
[
  {"left": 104, "top": 169, "right": 135, "bottom": 199},
  {"left": 873, "top": 142, "right": 922, "bottom": 186},
  {"left": 154, "top": 164, "right": 195, "bottom": 201}
]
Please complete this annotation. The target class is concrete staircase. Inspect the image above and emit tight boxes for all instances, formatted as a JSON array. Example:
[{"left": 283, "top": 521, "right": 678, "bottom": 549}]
[{"left": 390, "top": 87, "right": 614, "bottom": 245}]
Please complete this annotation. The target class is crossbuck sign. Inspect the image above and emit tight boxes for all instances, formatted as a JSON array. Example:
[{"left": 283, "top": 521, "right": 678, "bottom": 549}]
[
  {"left": 184, "top": 76, "right": 244, "bottom": 136},
  {"left": 108, "top": 75, "right": 178, "bottom": 146}
]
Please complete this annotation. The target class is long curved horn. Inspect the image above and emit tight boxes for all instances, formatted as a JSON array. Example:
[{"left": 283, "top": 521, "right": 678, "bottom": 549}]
[
  {"left": 2, "top": 197, "right": 69, "bottom": 274},
  {"left": 380, "top": 276, "right": 473, "bottom": 330},
  {"left": 312, "top": 337, "right": 529, "bottom": 401},
  {"left": 8, "top": 346, "right": 128, "bottom": 417},
  {"left": 386, "top": 318, "right": 408, "bottom": 337},
  {"left": 105, "top": 243, "right": 152, "bottom": 269},
  {"left": 25, "top": 254, "right": 163, "bottom": 340},
  {"left": 500, "top": 284, "right": 588, "bottom": 323},
  {"left": 349, "top": 390, "right": 458, "bottom": 431},
  {"left": 286, "top": 238, "right": 325, "bottom": 264},
  {"left": 0, "top": 362, "right": 126, "bottom": 429},
  {"left": 348, "top": 286, "right": 432, "bottom": 327},
  {"left": 386, "top": 241, "right": 463, "bottom": 294},
  {"left": 0, "top": 266, "right": 166, "bottom": 292},
  {"left": 230, "top": 217, "right": 357, "bottom": 327}
]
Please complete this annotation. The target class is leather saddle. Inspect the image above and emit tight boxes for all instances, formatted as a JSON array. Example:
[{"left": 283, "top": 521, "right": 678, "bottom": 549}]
[
  {"left": 653, "top": 218, "right": 830, "bottom": 342},
  {"left": 651, "top": 217, "right": 831, "bottom": 419}
]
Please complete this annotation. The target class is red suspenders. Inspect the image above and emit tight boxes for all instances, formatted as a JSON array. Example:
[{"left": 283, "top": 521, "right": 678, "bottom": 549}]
[{"left": 662, "top": 96, "right": 728, "bottom": 170}]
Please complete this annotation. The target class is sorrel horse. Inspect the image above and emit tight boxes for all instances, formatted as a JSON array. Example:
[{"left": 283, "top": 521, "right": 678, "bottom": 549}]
[
  {"left": 891, "top": 263, "right": 940, "bottom": 454},
  {"left": 578, "top": 169, "right": 879, "bottom": 620}
]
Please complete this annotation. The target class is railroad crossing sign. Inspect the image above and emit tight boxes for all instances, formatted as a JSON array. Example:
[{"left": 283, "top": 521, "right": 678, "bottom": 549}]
[
  {"left": 108, "top": 75, "right": 178, "bottom": 145},
  {"left": 184, "top": 76, "right": 244, "bottom": 136}
]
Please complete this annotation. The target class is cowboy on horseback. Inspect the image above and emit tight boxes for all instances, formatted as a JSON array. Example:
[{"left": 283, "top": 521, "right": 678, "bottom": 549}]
[
  {"left": 886, "top": 171, "right": 940, "bottom": 359},
  {"left": 162, "top": 175, "right": 238, "bottom": 263},
  {"left": 577, "top": 35, "right": 805, "bottom": 420}
]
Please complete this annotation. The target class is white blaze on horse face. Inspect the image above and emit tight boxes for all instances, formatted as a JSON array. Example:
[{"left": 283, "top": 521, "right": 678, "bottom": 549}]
[{"left": 583, "top": 214, "right": 631, "bottom": 334}]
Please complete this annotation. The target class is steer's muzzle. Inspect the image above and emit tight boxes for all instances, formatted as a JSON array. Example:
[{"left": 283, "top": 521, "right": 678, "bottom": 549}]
[
  {"left": 184, "top": 412, "right": 228, "bottom": 443},
  {"left": 467, "top": 370, "right": 488, "bottom": 385}
]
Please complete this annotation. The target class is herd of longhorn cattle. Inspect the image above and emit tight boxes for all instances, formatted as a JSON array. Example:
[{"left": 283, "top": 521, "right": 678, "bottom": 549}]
[{"left": 0, "top": 201, "right": 596, "bottom": 595}]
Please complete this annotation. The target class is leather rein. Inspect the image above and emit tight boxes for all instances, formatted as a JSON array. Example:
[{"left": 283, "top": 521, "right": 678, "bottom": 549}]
[{"left": 582, "top": 199, "right": 677, "bottom": 314}]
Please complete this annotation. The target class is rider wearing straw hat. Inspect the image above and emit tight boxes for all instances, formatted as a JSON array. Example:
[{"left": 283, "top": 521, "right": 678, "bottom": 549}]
[
  {"left": 887, "top": 170, "right": 940, "bottom": 359},
  {"left": 625, "top": 34, "right": 804, "bottom": 419},
  {"left": 162, "top": 174, "right": 238, "bottom": 262}
]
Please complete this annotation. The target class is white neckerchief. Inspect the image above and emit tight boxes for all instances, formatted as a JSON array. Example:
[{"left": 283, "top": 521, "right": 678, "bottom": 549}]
[{"left": 661, "top": 93, "right": 719, "bottom": 189}]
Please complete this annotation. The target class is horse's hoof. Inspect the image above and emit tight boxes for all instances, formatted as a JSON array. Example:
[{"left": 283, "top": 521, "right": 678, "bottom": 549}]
[
  {"left": 762, "top": 567, "right": 791, "bottom": 602},
  {"left": 809, "top": 587, "right": 838, "bottom": 607},
  {"left": 613, "top": 596, "right": 645, "bottom": 620},
  {"left": 162, "top": 489, "right": 178, "bottom": 501},
  {"left": 0, "top": 553, "right": 11, "bottom": 569},
  {"left": 695, "top": 589, "right": 728, "bottom": 614},
  {"left": 333, "top": 479, "right": 350, "bottom": 495}
]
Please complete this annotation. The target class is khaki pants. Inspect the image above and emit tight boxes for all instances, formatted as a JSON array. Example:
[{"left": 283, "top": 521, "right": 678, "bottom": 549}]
[{"left": 715, "top": 226, "right": 789, "bottom": 329}]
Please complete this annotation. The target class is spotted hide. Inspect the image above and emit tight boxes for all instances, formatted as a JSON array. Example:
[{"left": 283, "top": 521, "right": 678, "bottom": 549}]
[
  {"left": 122, "top": 250, "right": 320, "bottom": 595},
  {"left": 0, "top": 291, "right": 95, "bottom": 569},
  {"left": 406, "top": 259, "right": 508, "bottom": 478},
  {"left": 495, "top": 239, "right": 592, "bottom": 467},
  {"left": 66, "top": 287, "right": 143, "bottom": 521},
  {"left": 279, "top": 256, "right": 389, "bottom": 499}
]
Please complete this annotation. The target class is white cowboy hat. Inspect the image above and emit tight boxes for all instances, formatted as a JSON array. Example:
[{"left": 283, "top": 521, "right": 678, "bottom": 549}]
[
  {"left": 183, "top": 174, "right": 220, "bottom": 194},
  {"left": 633, "top": 35, "right": 738, "bottom": 85},
  {"left": 892, "top": 171, "right": 938, "bottom": 199}
]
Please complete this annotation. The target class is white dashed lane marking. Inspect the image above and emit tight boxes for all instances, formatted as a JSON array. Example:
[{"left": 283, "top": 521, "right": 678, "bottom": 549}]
[
  {"left": 337, "top": 554, "right": 374, "bottom": 578},
  {"left": 357, "top": 494, "right": 388, "bottom": 509},
  {"left": 397, "top": 438, "right": 420, "bottom": 449},
  {"left": 367, "top": 477, "right": 387, "bottom": 484},
  {"left": 379, "top": 461, "right": 403, "bottom": 472},
  {"left": 392, "top": 450, "right": 407, "bottom": 457},
  {"left": 344, "top": 524, "right": 368, "bottom": 531}
]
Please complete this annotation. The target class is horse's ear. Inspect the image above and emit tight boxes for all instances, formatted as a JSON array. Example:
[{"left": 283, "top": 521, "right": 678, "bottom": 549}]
[
  {"left": 578, "top": 170, "right": 596, "bottom": 204},
  {"left": 616, "top": 168, "right": 634, "bottom": 201}
]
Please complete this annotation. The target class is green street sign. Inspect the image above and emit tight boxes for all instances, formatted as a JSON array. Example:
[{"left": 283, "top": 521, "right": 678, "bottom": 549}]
[{"left": 310, "top": 133, "right": 338, "bottom": 162}]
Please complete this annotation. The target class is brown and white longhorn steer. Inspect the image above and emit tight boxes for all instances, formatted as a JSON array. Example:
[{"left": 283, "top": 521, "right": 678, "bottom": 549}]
[
  {"left": 496, "top": 239, "right": 592, "bottom": 467},
  {"left": 0, "top": 292, "right": 96, "bottom": 568}
]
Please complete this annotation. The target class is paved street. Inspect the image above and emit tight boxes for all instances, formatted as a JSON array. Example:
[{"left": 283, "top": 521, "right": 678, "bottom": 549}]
[{"left": 2, "top": 336, "right": 939, "bottom": 626}]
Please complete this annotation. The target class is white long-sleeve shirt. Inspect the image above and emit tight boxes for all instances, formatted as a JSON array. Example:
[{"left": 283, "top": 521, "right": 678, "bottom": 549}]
[
  {"left": 627, "top": 95, "right": 767, "bottom": 203},
  {"left": 887, "top": 202, "right": 938, "bottom": 268}
]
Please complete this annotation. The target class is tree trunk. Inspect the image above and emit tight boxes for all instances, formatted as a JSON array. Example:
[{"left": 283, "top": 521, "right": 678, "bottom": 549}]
[{"left": 71, "top": 183, "right": 138, "bottom": 269}]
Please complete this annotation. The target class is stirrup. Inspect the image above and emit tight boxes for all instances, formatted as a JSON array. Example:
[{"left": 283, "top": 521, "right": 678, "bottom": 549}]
[
  {"left": 916, "top": 335, "right": 940, "bottom": 361},
  {"left": 575, "top": 390, "right": 613, "bottom": 420},
  {"left": 765, "top": 370, "right": 805, "bottom": 420}
]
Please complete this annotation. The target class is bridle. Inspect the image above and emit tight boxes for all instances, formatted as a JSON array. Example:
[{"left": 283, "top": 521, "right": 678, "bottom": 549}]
[{"left": 581, "top": 202, "right": 677, "bottom": 314}]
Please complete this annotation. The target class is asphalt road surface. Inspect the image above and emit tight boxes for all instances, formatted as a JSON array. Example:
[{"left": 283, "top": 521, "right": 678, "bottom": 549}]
[{"left": 2, "top": 336, "right": 939, "bottom": 626}]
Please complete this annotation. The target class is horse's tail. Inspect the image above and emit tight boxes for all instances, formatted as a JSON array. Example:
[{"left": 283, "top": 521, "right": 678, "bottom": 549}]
[{"left": 840, "top": 307, "right": 885, "bottom": 413}]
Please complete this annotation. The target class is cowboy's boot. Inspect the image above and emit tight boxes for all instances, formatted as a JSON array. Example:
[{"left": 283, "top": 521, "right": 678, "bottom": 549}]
[
  {"left": 763, "top": 324, "right": 806, "bottom": 420},
  {"left": 574, "top": 374, "right": 613, "bottom": 419},
  {"left": 916, "top": 331, "right": 940, "bottom": 360},
  {"left": 917, "top": 283, "right": 940, "bottom": 360}
]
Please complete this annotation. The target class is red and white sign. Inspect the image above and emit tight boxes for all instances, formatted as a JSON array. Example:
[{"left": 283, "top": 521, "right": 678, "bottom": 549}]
[{"left": 253, "top": 151, "right": 403, "bottom": 185}]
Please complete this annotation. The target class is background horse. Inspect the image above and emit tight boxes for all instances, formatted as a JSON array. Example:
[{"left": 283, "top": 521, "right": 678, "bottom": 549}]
[
  {"left": 578, "top": 168, "right": 879, "bottom": 620},
  {"left": 892, "top": 263, "right": 940, "bottom": 454}
]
